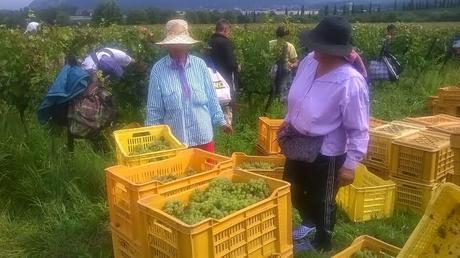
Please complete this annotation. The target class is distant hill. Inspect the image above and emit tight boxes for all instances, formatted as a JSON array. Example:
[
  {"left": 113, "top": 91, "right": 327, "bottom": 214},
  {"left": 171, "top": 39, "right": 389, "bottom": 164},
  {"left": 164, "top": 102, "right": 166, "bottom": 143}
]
[{"left": 29, "top": 0, "right": 394, "bottom": 10}]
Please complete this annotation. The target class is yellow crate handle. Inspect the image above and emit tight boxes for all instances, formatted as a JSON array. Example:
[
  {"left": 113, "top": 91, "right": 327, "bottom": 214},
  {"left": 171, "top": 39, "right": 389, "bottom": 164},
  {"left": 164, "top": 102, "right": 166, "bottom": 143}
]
[
  {"left": 154, "top": 221, "right": 173, "bottom": 235},
  {"left": 132, "top": 131, "right": 151, "bottom": 138}
]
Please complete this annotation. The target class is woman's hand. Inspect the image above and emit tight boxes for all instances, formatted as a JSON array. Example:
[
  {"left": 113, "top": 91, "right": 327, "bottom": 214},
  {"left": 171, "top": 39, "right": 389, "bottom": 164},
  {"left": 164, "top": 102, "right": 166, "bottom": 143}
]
[
  {"left": 221, "top": 123, "right": 233, "bottom": 134},
  {"left": 338, "top": 167, "right": 355, "bottom": 187}
]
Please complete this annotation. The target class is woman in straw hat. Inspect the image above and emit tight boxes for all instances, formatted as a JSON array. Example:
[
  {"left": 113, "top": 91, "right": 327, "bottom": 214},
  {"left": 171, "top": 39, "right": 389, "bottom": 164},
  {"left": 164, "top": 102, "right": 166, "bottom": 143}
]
[
  {"left": 146, "top": 19, "right": 232, "bottom": 152},
  {"left": 278, "top": 16, "right": 369, "bottom": 252}
]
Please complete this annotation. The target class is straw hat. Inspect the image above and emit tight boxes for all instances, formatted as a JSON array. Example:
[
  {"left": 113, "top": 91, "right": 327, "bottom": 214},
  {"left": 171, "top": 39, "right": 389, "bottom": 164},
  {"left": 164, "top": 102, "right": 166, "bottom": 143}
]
[{"left": 157, "top": 19, "right": 199, "bottom": 45}]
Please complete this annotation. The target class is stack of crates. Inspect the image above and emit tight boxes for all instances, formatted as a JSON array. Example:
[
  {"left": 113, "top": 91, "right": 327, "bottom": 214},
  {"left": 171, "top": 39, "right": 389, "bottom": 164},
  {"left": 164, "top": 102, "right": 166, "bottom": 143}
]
[
  {"left": 109, "top": 125, "right": 294, "bottom": 258},
  {"left": 363, "top": 122, "right": 423, "bottom": 179},
  {"left": 414, "top": 115, "right": 460, "bottom": 185},
  {"left": 427, "top": 86, "right": 460, "bottom": 117},
  {"left": 389, "top": 129, "right": 453, "bottom": 214},
  {"left": 257, "top": 117, "right": 283, "bottom": 155},
  {"left": 107, "top": 148, "right": 233, "bottom": 258}
]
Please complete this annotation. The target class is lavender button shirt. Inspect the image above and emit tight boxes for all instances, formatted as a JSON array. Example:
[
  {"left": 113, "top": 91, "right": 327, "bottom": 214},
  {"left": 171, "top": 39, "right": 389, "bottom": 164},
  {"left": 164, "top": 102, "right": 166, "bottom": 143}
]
[{"left": 285, "top": 52, "right": 369, "bottom": 171}]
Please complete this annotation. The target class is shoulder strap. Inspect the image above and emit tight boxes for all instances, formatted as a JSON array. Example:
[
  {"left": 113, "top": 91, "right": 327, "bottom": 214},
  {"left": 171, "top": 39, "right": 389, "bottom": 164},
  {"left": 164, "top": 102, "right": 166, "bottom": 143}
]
[
  {"left": 100, "top": 48, "right": 115, "bottom": 57},
  {"left": 90, "top": 52, "right": 99, "bottom": 66}
]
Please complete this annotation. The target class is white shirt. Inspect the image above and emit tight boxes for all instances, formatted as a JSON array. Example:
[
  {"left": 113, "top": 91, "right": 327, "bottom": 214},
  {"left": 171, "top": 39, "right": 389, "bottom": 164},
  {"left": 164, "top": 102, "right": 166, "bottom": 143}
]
[
  {"left": 25, "top": 22, "right": 40, "bottom": 33},
  {"left": 81, "top": 48, "right": 133, "bottom": 71}
]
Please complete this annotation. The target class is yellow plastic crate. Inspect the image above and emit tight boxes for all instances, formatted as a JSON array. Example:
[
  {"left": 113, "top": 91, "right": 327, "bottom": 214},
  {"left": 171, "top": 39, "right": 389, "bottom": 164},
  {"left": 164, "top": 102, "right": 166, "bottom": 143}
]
[
  {"left": 337, "top": 164, "right": 396, "bottom": 222},
  {"left": 257, "top": 117, "right": 283, "bottom": 155},
  {"left": 426, "top": 96, "right": 439, "bottom": 114},
  {"left": 232, "top": 152, "right": 285, "bottom": 180},
  {"left": 391, "top": 130, "right": 454, "bottom": 183},
  {"left": 106, "top": 148, "right": 232, "bottom": 243},
  {"left": 404, "top": 114, "right": 460, "bottom": 127},
  {"left": 369, "top": 117, "right": 388, "bottom": 129},
  {"left": 137, "top": 170, "right": 293, "bottom": 258},
  {"left": 430, "top": 122, "right": 460, "bottom": 135},
  {"left": 453, "top": 148, "right": 460, "bottom": 174},
  {"left": 365, "top": 122, "right": 423, "bottom": 175},
  {"left": 363, "top": 161, "right": 391, "bottom": 180},
  {"left": 437, "top": 86, "right": 460, "bottom": 104},
  {"left": 451, "top": 130, "right": 460, "bottom": 149},
  {"left": 447, "top": 172, "right": 460, "bottom": 186},
  {"left": 332, "top": 235, "right": 401, "bottom": 258},
  {"left": 114, "top": 125, "right": 187, "bottom": 167},
  {"left": 398, "top": 183, "right": 460, "bottom": 257},
  {"left": 111, "top": 225, "right": 142, "bottom": 258},
  {"left": 391, "top": 176, "right": 441, "bottom": 214}
]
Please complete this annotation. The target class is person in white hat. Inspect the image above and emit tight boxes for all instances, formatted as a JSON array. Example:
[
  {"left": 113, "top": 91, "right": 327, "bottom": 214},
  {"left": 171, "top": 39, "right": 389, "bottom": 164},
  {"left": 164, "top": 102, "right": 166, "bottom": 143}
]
[
  {"left": 25, "top": 21, "right": 40, "bottom": 34},
  {"left": 145, "top": 19, "right": 233, "bottom": 152}
]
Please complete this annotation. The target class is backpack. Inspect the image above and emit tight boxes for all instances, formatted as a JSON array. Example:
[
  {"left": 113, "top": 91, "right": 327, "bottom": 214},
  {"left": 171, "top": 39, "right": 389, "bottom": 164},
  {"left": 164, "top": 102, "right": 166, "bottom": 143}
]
[
  {"left": 67, "top": 79, "right": 117, "bottom": 138},
  {"left": 368, "top": 39, "right": 403, "bottom": 82}
]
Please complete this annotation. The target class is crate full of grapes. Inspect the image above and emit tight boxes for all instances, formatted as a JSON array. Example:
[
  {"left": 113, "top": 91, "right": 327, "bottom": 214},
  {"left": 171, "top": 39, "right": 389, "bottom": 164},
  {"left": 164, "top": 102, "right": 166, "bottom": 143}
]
[
  {"left": 106, "top": 148, "right": 232, "bottom": 243},
  {"left": 137, "top": 169, "right": 293, "bottom": 258},
  {"left": 231, "top": 152, "right": 285, "bottom": 180},
  {"left": 114, "top": 125, "right": 187, "bottom": 167}
]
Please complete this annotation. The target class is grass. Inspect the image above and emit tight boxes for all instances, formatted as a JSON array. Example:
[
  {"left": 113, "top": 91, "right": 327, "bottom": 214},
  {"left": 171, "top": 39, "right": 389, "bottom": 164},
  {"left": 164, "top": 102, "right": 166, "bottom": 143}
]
[{"left": 0, "top": 60, "right": 459, "bottom": 257}]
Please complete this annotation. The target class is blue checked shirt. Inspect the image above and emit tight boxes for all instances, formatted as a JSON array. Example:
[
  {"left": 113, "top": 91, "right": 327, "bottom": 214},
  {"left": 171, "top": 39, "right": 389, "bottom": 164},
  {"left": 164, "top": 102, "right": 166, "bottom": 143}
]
[{"left": 146, "top": 55, "right": 226, "bottom": 147}]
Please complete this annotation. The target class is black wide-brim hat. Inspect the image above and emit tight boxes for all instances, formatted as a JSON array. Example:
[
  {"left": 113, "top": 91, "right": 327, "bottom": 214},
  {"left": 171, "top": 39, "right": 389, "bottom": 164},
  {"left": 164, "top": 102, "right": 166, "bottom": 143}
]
[{"left": 300, "top": 16, "right": 353, "bottom": 56}]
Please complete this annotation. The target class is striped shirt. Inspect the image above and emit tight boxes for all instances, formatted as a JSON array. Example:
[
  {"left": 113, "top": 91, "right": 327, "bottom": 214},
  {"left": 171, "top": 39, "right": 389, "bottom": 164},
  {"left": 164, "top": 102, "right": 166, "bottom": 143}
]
[{"left": 146, "top": 55, "right": 226, "bottom": 147}]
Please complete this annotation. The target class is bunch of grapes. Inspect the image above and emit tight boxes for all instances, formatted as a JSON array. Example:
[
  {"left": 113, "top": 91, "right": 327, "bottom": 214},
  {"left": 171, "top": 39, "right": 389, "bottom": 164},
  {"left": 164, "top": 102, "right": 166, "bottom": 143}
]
[
  {"left": 239, "top": 161, "right": 275, "bottom": 170},
  {"left": 152, "top": 167, "right": 197, "bottom": 183},
  {"left": 163, "top": 178, "right": 271, "bottom": 225},
  {"left": 129, "top": 136, "right": 171, "bottom": 155}
]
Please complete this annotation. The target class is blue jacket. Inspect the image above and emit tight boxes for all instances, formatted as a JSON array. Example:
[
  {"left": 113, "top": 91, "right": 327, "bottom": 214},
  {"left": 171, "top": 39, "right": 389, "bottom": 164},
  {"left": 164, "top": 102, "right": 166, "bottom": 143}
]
[{"left": 38, "top": 65, "right": 90, "bottom": 124}]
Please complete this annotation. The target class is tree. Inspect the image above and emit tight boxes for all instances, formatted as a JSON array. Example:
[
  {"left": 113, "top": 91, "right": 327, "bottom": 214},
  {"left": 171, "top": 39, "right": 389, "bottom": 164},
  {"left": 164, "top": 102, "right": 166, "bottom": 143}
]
[
  {"left": 126, "top": 9, "right": 148, "bottom": 24},
  {"left": 56, "top": 10, "right": 70, "bottom": 25},
  {"left": 93, "top": 0, "right": 122, "bottom": 24}
]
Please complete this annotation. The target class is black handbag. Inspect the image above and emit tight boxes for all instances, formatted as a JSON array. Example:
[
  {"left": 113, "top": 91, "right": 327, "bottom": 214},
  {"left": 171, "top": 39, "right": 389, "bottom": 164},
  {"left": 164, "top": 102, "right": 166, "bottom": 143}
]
[{"left": 277, "top": 123, "right": 324, "bottom": 163}]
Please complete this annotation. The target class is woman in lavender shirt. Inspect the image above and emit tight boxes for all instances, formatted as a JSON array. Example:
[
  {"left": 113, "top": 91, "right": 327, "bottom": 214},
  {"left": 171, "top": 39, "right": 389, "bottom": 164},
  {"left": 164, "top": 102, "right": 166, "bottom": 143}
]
[{"left": 282, "top": 16, "right": 369, "bottom": 252}]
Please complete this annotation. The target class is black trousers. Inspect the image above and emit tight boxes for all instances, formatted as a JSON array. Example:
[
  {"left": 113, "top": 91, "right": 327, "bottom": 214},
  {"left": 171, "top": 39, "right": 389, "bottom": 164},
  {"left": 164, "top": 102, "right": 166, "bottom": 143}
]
[{"left": 283, "top": 154, "right": 346, "bottom": 251}]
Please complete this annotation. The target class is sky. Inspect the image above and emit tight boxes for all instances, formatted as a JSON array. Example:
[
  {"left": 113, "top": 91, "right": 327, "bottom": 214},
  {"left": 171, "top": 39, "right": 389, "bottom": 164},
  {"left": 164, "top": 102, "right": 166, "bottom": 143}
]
[{"left": 0, "top": 0, "right": 33, "bottom": 10}]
